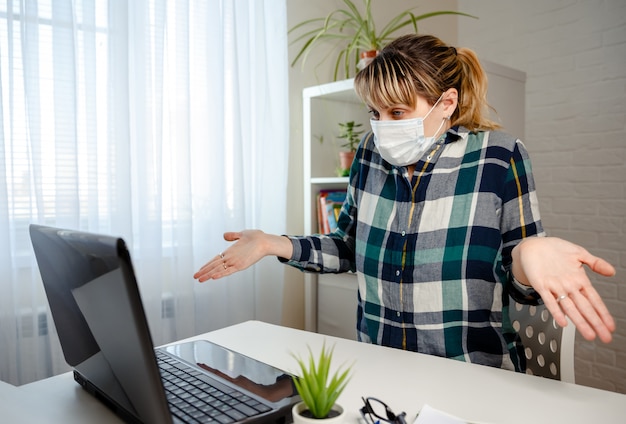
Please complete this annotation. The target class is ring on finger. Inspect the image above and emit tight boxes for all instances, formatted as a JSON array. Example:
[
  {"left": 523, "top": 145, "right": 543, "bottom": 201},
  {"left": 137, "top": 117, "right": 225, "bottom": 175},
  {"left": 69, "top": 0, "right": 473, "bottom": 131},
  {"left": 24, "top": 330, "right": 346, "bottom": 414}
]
[
  {"left": 220, "top": 252, "right": 225, "bottom": 259},
  {"left": 223, "top": 262, "right": 227, "bottom": 270},
  {"left": 556, "top": 294, "right": 567, "bottom": 303}
]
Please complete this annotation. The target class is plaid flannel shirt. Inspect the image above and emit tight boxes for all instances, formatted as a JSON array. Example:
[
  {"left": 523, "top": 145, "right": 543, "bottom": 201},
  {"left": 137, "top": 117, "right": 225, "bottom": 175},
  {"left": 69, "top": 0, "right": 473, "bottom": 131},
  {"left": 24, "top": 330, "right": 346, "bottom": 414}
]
[{"left": 284, "top": 126, "right": 545, "bottom": 371}]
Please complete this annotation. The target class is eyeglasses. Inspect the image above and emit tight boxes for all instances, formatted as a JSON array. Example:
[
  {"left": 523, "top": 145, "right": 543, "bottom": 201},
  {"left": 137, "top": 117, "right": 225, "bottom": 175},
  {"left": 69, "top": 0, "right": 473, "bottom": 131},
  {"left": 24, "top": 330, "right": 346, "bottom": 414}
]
[{"left": 360, "top": 397, "right": 407, "bottom": 424}]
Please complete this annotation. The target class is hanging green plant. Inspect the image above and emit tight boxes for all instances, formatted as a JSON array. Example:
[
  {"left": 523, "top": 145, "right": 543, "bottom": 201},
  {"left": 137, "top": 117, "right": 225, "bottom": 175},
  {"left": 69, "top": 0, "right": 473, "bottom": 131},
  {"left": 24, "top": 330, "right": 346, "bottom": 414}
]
[{"left": 289, "top": 0, "right": 476, "bottom": 80}]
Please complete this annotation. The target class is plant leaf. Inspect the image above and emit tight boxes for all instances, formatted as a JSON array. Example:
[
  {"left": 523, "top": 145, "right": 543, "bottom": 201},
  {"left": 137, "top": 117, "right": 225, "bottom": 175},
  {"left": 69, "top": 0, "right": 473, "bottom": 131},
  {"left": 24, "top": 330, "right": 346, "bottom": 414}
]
[
  {"left": 288, "top": 0, "right": 478, "bottom": 80},
  {"left": 290, "top": 343, "right": 353, "bottom": 419}
]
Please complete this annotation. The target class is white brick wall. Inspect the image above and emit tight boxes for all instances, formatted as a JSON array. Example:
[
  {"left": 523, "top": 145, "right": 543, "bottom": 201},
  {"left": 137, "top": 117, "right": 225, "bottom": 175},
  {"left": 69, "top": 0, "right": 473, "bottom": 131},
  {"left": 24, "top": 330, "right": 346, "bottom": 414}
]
[{"left": 458, "top": 0, "right": 626, "bottom": 393}]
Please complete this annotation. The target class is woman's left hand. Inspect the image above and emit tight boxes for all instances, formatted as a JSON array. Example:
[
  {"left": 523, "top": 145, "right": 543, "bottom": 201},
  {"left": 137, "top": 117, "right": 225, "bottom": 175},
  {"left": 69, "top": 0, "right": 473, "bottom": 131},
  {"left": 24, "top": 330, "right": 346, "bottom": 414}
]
[{"left": 511, "top": 237, "right": 616, "bottom": 343}]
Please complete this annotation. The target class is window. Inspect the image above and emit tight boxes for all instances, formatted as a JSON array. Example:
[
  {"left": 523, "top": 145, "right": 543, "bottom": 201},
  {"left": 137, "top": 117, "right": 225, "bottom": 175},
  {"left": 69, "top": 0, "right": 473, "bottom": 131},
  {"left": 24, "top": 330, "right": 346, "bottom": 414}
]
[{"left": 0, "top": 0, "right": 289, "bottom": 386}]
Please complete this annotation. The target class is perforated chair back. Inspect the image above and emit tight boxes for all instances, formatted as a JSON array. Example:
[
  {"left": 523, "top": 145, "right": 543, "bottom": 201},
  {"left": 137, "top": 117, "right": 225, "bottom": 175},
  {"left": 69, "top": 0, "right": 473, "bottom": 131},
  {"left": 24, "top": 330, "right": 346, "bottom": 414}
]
[{"left": 509, "top": 298, "right": 576, "bottom": 383}]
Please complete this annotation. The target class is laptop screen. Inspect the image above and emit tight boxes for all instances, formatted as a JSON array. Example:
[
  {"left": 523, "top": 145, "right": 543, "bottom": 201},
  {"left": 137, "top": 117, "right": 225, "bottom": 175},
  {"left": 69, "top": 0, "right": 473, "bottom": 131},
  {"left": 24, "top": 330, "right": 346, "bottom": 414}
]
[{"left": 30, "top": 225, "right": 120, "bottom": 366}]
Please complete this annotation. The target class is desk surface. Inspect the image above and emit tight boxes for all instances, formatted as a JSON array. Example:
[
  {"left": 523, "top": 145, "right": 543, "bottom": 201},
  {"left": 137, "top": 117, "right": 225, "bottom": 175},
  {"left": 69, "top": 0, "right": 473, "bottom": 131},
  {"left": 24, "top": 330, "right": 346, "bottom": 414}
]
[{"left": 3, "top": 320, "right": 625, "bottom": 423}]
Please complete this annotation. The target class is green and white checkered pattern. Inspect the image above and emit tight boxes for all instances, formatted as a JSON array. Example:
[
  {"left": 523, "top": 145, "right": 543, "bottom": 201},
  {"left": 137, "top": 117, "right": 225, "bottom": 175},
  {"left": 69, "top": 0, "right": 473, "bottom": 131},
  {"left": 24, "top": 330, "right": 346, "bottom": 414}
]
[{"left": 286, "top": 127, "right": 544, "bottom": 372}]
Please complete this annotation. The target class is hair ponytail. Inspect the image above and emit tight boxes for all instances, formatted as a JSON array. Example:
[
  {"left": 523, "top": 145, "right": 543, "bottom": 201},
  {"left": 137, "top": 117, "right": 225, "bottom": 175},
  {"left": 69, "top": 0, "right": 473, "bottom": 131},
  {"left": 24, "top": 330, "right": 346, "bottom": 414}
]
[{"left": 455, "top": 47, "right": 500, "bottom": 131}]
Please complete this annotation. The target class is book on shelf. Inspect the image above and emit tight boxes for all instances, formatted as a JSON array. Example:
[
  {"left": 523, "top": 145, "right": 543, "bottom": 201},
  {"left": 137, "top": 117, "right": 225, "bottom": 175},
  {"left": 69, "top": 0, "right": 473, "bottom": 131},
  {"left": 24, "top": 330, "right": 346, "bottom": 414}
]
[{"left": 317, "top": 189, "right": 347, "bottom": 234}]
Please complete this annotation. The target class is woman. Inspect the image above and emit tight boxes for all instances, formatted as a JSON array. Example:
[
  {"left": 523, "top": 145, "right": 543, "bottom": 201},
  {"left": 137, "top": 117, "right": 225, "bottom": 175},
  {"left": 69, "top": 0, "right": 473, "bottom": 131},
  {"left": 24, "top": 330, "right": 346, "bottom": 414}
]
[{"left": 194, "top": 34, "right": 615, "bottom": 371}]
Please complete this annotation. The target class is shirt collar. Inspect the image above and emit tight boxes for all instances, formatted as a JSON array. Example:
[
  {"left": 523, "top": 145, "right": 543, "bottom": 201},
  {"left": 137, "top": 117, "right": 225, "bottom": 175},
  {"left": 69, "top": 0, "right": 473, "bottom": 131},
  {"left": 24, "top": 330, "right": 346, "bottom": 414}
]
[{"left": 444, "top": 125, "right": 466, "bottom": 143}]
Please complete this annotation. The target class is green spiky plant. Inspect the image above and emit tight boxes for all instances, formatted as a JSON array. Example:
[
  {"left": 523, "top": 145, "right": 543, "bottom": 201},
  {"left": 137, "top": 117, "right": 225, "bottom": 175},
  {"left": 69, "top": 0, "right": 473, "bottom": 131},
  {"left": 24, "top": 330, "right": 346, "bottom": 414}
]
[
  {"left": 291, "top": 343, "right": 352, "bottom": 419},
  {"left": 289, "top": 0, "right": 476, "bottom": 80}
]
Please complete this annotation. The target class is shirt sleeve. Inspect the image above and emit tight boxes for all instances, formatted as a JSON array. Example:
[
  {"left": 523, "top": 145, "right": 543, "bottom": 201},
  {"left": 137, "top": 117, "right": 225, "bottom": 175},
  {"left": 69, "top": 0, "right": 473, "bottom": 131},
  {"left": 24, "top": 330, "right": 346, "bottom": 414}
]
[
  {"left": 500, "top": 138, "right": 546, "bottom": 303},
  {"left": 280, "top": 232, "right": 355, "bottom": 273},
  {"left": 279, "top": 137, "right": 365, "bottom": 274}
]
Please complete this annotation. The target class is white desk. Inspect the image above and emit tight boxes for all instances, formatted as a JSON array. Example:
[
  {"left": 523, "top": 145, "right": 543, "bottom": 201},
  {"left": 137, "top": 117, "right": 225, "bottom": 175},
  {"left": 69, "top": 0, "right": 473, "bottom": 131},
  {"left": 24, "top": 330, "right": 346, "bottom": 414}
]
[{"left": 3, "top": 320, "right": 625, "bottom": 423}]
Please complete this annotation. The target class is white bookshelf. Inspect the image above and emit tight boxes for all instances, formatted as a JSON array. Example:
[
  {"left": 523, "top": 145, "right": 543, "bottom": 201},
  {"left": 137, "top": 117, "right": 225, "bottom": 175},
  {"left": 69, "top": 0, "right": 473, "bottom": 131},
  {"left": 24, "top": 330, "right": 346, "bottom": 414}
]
[
  {"left": 302, "top": 62, "right": 526, "bottom": 339},
  {"left": 302, "top": 78, "right": 366, "bottom": 335}
]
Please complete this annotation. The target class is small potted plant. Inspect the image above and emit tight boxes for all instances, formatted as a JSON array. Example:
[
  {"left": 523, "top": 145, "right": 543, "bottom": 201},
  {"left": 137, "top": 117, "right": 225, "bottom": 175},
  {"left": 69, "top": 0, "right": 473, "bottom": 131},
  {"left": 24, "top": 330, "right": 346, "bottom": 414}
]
[
  {"left": 291, "top": 343, "right": 352, "bottom": 423},
  {"left": 337, "top": 121, "right": 364, "bottom": 177}
]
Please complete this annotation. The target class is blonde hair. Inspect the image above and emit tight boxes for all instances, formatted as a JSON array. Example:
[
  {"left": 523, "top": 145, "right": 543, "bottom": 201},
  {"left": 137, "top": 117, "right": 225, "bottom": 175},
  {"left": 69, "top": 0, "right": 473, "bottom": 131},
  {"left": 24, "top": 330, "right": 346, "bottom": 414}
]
[{"left": 354, "top": 34, "right": 500, "bottom": 132}]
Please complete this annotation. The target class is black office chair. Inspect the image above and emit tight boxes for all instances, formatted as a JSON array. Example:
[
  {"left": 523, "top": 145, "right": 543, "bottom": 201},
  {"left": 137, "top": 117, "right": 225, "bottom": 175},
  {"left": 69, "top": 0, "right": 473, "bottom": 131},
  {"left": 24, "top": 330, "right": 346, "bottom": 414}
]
[{"left": 509, "top": 298, "right": 575, "bottom": 383}]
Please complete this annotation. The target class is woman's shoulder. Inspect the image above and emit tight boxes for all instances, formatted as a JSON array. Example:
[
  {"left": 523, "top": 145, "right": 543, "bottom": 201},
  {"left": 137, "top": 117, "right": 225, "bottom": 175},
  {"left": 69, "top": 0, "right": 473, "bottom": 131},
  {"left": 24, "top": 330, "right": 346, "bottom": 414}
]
[
  {"left": 358, "top": 131, "right": 376, "bottom": 150},
  {"left": 484, "top": 129, "right": 520, "bottom": 145},
  {"left": 460, "top": 127, "right": 521, "bottom": 151}
]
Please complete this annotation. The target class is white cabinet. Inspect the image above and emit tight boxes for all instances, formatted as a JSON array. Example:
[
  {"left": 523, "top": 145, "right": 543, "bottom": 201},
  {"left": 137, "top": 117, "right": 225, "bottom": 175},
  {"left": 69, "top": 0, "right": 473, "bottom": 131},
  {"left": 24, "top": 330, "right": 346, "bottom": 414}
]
[
  {"left": 481, "top": 60, "right": 527, "bottom": 140},
  {"left": 302, "top": 78, "right": 367, "bottom": 337},
  {"left": 316, "top": 273, "right": 359, "bottom": 339},
  {"left": 302, "top": 62, "right": 526, "bottom": 339}
]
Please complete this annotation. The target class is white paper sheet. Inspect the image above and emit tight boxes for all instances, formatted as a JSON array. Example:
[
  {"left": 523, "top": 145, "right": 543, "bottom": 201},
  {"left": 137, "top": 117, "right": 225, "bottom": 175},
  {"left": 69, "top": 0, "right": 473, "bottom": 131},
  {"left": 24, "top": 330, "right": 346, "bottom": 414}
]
[{"left": 413, "top": 404, "right": 468, "bottom": 424}]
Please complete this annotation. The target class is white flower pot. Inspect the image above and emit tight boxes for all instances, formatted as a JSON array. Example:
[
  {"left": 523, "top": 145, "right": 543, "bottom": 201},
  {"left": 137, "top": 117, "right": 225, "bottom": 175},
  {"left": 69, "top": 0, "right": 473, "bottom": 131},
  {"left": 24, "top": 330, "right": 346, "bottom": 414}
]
[{"left": 291, "top": 401, "right": 346, "bottom": 423}]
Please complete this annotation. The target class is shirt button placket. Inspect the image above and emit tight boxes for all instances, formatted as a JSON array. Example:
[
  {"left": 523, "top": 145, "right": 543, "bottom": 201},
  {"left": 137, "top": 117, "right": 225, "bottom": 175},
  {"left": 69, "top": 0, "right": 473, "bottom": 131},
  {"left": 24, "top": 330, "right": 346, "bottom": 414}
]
[
  {"left": 396, "top": 268, "right": 402, "bottom": 321},
  {"left": 394, "top": 229, "right": 407, "bottom": 322},
  {"left": 398, "top": 230, "right": 407, "bottom": 320}
]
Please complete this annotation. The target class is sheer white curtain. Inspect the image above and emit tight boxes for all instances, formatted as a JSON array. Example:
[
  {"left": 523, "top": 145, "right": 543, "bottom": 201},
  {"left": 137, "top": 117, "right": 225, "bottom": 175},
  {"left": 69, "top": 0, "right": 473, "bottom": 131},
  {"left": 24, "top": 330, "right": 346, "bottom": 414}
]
[{"left": 0, "top": 0, "right": 289, "bottom": 386}]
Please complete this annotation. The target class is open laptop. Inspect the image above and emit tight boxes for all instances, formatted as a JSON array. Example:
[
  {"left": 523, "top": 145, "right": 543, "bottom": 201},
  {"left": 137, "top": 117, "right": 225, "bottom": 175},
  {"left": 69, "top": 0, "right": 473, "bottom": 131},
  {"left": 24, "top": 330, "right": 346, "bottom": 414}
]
[{"left": 29, "top": 224, "right": 299, "bottom": 424}]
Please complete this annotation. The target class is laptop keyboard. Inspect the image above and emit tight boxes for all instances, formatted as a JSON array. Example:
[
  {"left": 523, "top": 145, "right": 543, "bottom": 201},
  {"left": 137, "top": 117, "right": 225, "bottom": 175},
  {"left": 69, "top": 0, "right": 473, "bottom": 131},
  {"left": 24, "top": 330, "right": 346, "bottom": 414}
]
[{"left": 156, "top": 351, "right": 272, "bottom": 423}]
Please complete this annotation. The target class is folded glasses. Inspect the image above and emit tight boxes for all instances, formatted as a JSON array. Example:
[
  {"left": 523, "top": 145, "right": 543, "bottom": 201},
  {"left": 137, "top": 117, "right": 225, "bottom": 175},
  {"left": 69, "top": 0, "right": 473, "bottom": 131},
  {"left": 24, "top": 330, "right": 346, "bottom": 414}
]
[{"left": 360, "top": 396, "right": 407, "bottom": 424}]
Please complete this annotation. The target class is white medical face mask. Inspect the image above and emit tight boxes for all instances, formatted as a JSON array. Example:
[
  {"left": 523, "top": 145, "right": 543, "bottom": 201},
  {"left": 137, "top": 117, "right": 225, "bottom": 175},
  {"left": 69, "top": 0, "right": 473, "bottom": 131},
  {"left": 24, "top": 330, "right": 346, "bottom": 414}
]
[{"left": 370, "top": 95, "right": 447, "bottom": 167}]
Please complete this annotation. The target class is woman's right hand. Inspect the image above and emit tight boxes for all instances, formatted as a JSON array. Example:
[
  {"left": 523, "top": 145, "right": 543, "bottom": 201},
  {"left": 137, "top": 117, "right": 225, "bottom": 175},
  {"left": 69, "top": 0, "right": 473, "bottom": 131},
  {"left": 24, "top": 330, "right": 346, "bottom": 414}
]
[{"left": 193, "top": 230, "right": 293, "bottom": 282}]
